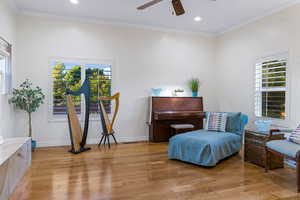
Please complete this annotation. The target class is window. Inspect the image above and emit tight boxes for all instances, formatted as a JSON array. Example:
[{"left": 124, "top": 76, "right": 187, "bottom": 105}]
[
  {"left": 255, "top": 55, "right": 288, "bottom": 120},
  {"left": 51, "top": 60, "right": 112, "bottom": 119},
  {"left": 0, "top": 37, "right": 12, "bottom": 95}
]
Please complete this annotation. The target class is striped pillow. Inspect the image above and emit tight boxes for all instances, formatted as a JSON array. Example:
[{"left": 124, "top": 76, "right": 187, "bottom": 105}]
[
  {"left": 205, "top": 112, "right": 228, "bottom": 132},
  {"left": 287, "top": 125, "right": 300, "bottom": 144}
]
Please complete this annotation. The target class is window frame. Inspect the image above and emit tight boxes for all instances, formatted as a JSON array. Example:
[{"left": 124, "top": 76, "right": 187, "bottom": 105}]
[
  {"left": 254, "top": 52, "right": 290, "bottom": 121},
  {"left": 48, "top": 57, "right": 114, "bottom": 122},
  {"left": 0, "top": 53, "right": 6, "bottom": 82},
  {"left": 0, "top": 37, "right": 12, "bottom": 95}
]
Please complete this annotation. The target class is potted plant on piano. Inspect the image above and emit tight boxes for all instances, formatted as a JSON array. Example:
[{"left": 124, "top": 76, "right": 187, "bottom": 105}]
[
  {"left": 188, "top": 78, "right": 200, "bottom": 97},
  {"left": 9, "top": 79, "right": 45, "bottom": 152}
]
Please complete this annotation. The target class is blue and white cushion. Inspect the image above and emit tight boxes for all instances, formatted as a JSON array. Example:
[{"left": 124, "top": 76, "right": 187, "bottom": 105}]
[
  {"left": 287, "top": 125, "right": 300, "bottom": 145},
  {"left": 205, "top": 112, "right": 228, "bottom": 132}
]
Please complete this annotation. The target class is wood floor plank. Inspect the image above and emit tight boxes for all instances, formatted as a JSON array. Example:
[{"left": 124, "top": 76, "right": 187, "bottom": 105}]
[{"left": 9, "top": 142, "right": 300, "bottom": 200}]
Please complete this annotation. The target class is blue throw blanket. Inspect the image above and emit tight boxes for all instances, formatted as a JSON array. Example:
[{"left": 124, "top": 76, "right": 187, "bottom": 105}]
[{"left": 168, "top": 130, "right": 242, "bottom": 166}]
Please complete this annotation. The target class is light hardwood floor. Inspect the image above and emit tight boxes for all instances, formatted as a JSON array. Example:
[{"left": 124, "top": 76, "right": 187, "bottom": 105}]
[{"left": 9, "top": 142, "right": 300, "bottom": 200}]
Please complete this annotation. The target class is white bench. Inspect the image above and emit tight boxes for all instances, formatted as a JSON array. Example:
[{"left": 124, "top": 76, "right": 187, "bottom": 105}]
[{"left": 170, "top": 124, "right": 195, "bottom": 136}]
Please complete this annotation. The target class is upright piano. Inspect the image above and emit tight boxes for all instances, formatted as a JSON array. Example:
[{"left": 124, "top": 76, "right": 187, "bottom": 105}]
[{"left": 148, "top": 97, "right": 204, "bottom": 142}]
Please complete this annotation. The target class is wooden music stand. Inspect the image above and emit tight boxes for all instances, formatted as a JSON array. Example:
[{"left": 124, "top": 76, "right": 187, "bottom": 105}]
[{"left": 98, "top": 93, "right": 120, "bottom": 148}]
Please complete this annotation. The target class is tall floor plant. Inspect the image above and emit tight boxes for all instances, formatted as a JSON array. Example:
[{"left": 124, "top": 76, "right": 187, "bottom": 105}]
[{"left": 9, "top": 79, "right": 45, "bottom": 140}]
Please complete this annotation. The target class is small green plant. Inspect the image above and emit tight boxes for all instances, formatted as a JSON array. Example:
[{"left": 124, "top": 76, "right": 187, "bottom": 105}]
[
  {"left": 188, "top": 78, "right": 200, "bottom": 93},
  {"left": 9, "top": 79, "right": 45, "bottom": 138}
]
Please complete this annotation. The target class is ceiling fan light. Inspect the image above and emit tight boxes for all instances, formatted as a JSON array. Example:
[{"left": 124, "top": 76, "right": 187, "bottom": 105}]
[
  {"left": 70, "top": 0, "right": 79, "bottom": 5},
  {"left": 194, "top": 16, "right": 202, "bottom": 22}
]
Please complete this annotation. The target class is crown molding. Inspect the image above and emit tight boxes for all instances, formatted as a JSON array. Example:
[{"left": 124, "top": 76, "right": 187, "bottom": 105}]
[
  {"left": 18, "top": 10, "right": 216, "bottom": 37},
  {"left": 218, "top": 0, "right": 300, "bottom": 35}
]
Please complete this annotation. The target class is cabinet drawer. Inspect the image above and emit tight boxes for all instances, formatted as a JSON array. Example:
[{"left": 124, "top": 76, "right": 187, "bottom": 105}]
[
  {"left": 245, "top": 144, "right": 265, "bottom": 167},
  {"left": 0, "top": 138, "right": 32, "bottom": 200},
  {"left": 8, "top": 143, "right": 30, "bottom": 194},
  {"left": 245, "top": 138, "right": 265, "bottom": 147},
  {"left": 245, "top": 132, "right": 266, "bottom": 139}
]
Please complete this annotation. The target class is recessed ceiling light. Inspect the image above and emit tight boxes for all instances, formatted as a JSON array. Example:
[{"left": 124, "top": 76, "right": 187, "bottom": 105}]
[
  {"left": 194, "top": 16, "right": 202, "bottom": 22},
  {"left": 70, "top": 0, "right": 79, "bottom": 5}
]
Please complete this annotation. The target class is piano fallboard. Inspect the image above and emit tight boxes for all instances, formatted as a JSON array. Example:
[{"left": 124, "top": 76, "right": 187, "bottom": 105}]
[
  {"left": 148, "top": 97, "right": 204, "bottom": 142},
  {"left": 153, "top": 111, "right": 204, "bottom": 120}
]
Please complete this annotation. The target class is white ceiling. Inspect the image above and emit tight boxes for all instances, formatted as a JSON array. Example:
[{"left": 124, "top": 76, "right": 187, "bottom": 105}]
[{"left": 13, "top": 0, "right": 300, "bottom": 35}]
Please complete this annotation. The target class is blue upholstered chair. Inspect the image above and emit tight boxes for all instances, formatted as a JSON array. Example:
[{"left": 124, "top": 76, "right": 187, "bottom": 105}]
[{"left": 265, "top": 129, "right": 300, "bottom": 192}]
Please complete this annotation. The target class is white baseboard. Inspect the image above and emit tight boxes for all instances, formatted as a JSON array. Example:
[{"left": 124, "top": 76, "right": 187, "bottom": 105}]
[
  {"left": 36, "top": 136, "right": 149, "bottom": 147},
  {"left": 116, "top": 136, "right": 149, "bottom": 143}
]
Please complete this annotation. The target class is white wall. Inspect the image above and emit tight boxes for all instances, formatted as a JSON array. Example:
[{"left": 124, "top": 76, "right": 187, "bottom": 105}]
[
  {"left": 0, "top": 0, "right": 16, "bottom": 139},
  {"left": 15, "top": 15, "right": 218, "bottom": 146},
  {"left": 12, "top": 3, "right": 300, "bottom": 146},
  {"left": 216, "top": 4, "right": 300, "bottom": 128}
]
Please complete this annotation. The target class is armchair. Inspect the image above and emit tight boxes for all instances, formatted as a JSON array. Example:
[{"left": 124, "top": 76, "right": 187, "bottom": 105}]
[{"left": 265, "top": 129, "right": 300, "bottom": 192}]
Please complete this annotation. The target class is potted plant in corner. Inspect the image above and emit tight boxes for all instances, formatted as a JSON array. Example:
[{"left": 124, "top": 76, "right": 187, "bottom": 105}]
[
  {"left": 9, "top": 79, "right": 45, "bottom": 152},
  {"left": 188, "top": 78, "right": 200, "bottom": 97}
]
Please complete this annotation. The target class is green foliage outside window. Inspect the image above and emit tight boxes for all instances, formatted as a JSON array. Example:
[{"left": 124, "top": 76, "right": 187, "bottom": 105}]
[
  {"left": 52, "top": 62, "right": 111, "bottom": 115},
  {"left": 86, "top": 67, "right": 111, "bottom": 114}
]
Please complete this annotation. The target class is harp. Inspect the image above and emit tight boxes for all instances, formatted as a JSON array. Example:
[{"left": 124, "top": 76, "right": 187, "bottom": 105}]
[
  {"left": 98, "top": 92, "right": 120, "bottom": 148},
  {"left": 66, "top": 78, "right": 91, "bottom": 154}
]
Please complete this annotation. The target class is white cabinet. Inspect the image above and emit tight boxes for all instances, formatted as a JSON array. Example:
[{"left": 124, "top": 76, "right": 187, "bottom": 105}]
[{"left": 0, "top": 138, "right": 31, "bottom": 200}]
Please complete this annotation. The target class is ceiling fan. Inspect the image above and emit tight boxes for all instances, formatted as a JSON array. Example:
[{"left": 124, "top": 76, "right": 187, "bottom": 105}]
[{"left": 137, "top": 0, "right": 185, "bottom": 16}]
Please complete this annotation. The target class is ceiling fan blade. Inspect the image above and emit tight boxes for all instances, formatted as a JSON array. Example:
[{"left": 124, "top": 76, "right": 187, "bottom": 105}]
[
  {"left": 172, "top": 0, "right": 185, "bottom": 16},
  {"left": 137, "top": 0, "right": 163, "bottom": 10}
]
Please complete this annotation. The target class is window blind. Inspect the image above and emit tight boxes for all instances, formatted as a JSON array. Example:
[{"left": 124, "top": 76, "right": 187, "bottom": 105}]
[
  {"left": 52, "top": 63, "right": 82, "bottom": 115},
  {"left": 86, "top": 65, "right": 112, "bottom": 114},
  {"left": 51, "top": 61, "right": 112, "bottom": 117},
  {"left": 255, "top": 57, "right": 287, "bottom": 119},
  {"left": 0, "top": 37, "right": 11, "bottom": 54}
]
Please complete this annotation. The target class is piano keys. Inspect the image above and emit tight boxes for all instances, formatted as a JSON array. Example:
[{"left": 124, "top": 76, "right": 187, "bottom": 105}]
[{"left": 148, "top": 97, "right": 204, "bottom": 142}]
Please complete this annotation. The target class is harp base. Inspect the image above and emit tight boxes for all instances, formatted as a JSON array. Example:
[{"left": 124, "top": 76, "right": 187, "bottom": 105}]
[
  {"left": 69, "top": 147, "right": 91, "bottom": 154},
  {"left": 98, "top": 133, "right": 118, "bottom": 149}
]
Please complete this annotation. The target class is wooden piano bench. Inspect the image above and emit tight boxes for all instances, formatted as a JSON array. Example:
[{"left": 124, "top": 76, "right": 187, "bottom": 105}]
[{"left": 170, "top": 124, "right": 195, "bottom": 136}]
